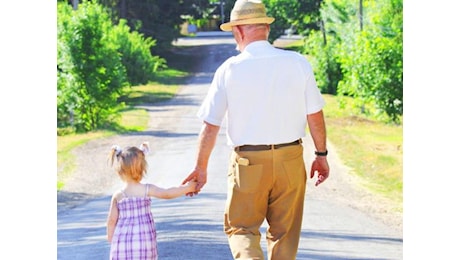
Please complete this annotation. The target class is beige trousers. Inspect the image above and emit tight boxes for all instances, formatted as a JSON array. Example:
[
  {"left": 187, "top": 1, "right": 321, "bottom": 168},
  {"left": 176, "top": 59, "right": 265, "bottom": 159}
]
[{"left": 224, "top": 144, "right": 306, "bottom": 260}]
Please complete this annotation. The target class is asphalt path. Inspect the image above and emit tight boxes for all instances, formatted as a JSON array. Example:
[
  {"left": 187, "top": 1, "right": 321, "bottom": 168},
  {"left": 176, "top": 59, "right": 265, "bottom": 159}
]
[{"left": 57, "top": 33, "right": 403, "bottom": 260}]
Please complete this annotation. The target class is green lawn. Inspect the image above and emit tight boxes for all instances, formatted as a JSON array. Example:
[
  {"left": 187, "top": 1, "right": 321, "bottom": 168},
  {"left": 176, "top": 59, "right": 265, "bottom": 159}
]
[{"left": 322, "top": 94, "right": 403, "bottom": 210}]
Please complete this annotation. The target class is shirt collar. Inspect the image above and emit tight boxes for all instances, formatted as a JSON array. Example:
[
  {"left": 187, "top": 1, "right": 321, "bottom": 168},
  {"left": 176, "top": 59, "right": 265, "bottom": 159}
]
[{"left": 243, "top": 40, "right": 272, "bottom": 52}]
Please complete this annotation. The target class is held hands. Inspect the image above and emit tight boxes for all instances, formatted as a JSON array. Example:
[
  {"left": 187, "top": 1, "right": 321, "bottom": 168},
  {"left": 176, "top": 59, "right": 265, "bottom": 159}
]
[
  {"left": 310, "top": 156, "right": 330, "bottom": 186},
  {"left": 183, "top": 180, "right": 199, "bottom": 194},
  {"left": 182, "top": 167, "right": 207, "bottom": 197}
]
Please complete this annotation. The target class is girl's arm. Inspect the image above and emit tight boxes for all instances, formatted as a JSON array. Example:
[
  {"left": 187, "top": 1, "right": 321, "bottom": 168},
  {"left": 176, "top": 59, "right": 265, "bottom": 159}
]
[
  {"left": 106, "top": 194, "right": 119, "bottom": 242},
  {"left": 147, "top": 182, "right": 197, "bottom": 199}
]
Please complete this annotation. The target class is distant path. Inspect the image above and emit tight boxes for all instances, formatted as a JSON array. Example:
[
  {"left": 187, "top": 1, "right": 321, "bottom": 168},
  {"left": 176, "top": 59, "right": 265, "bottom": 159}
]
[{"left": 57, "top": 34, "right": 402, "bottom": 259}]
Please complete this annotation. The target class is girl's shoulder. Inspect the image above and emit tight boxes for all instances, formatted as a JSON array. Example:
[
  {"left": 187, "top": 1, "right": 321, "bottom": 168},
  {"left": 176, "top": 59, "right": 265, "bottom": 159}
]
[
  {"left": 143, "top": 183, "right": 160, "bottom": 190},
  {"left": 115, "top": 183, "right": 156, "bottom": 200},
  {"left": 111, "top": 191, "right": 125, "bottom": 202},
  {"left": 143, "top": 183, "right": 162, "bottom": 197}
]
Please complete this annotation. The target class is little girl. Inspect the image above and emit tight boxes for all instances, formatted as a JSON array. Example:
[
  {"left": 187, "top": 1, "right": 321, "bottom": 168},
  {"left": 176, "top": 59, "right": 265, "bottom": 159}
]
[{"left": 106, "top": 142, "right": 197, "bottom": 260}]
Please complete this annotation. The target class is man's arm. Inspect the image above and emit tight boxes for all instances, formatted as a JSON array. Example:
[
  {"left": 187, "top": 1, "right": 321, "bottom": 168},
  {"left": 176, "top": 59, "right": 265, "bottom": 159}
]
[
  {"left": 307, "top": 110, "right": 330, "bottom": 186},
  {"left": 182, "top": 121, "right": 220, "bottom": 196}
]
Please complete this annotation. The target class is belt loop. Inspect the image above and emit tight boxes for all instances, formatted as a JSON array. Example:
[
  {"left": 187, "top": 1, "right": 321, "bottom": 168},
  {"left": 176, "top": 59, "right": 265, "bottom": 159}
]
[{"left": 270, "top": 144, "right": 275, "bottom": 150}]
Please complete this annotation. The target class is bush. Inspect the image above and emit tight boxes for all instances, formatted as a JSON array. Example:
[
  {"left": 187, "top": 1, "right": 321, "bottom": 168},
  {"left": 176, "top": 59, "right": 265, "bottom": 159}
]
[
  {"left": 57, "top": 1, "right": 167, "bottom": 132},
  {"left": 301, "top": 0, "right": 402, "bottom": 123},
  {"left": 303, "top": 30, "right": 342, "bottom": 95},
  {"left": 337, "top": 0, "right": 403, "bottom": 123},
  {"left": 111, "top": 19, "right": 166, "bottom": 86},
  {"left": 338, "top": 31, "right": 402, "bottom": 122},
  {"left": 58, "top": 1, "right": 128, "bottom": 131}
]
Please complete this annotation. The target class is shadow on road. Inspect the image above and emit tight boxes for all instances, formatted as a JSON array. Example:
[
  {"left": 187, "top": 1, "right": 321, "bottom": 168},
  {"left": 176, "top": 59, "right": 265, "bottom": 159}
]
[
  {"left": 58, "top": 191, "right": 403, "bottom": 259},
  {"left": 57, "top": 192, "right": 234, "bottom": 259}
]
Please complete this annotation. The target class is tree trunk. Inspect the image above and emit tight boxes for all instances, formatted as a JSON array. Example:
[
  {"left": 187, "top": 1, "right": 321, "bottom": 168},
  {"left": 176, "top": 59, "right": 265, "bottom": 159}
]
[
  {"left": 120, "top": 0, "right": 127, "bottom": 19},
  {"left": 359, "top": 0, "right": 363, "bottom": 31},
  {"left": 72, "top": 0, "right": 78, "bottom": 10},
  {"left": 320, "top": 19, "right": 327, "bottom": 46}
]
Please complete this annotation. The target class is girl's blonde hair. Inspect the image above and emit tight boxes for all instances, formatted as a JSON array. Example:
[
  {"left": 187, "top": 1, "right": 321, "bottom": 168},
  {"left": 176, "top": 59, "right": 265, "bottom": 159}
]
[{"left": 108, "top": 142, "right": 150, "bottom": 182}]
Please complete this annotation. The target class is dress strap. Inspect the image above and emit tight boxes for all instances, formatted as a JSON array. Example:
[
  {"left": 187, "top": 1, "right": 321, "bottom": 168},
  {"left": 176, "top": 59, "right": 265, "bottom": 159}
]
[{"left": 145, "top": 184, "right": 149, "bottom": 197}]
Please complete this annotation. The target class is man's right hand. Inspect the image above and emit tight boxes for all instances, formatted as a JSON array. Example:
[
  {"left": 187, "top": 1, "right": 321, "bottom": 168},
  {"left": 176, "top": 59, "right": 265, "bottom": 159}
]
[
  {"left": 310, "top": 156, "right": 330, "bottom": 186},
  {"left": 182, "top": 167, "right": 208, "bottom": 197}
]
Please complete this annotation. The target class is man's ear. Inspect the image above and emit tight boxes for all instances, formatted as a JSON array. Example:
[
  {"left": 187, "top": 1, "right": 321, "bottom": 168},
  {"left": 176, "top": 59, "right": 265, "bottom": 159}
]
[{"left": 234, "top": 25, "right": 244, "bottom": 41}]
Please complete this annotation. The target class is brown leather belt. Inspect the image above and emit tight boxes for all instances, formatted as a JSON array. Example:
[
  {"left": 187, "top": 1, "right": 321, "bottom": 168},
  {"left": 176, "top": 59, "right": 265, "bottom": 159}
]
[{"left": 234, "top": 139, "right": 302, "bottom": 152}]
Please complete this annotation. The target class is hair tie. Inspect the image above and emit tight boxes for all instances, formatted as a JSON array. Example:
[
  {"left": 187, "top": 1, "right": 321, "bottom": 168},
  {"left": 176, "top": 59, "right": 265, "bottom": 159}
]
[
  {"left": 139, "top": 142, "right": 150, "bottom": 155},
  {"left": 111, "top": 145, "right": 122, "bottom": 157}
]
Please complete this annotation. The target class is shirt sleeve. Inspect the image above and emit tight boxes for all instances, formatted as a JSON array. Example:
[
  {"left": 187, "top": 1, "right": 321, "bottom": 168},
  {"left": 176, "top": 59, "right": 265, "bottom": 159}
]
[
  {"left": 196, "top": 65, "right": 228, "bottom": 126},
  {"left": 302, "top": 57, "right": 325, "bottom": 114}
]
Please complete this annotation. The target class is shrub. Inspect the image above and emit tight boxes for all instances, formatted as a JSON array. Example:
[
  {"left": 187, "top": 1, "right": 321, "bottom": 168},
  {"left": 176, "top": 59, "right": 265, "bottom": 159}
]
[
  {"left": 57, "top": 1, "right": 168, "bottom": 132},
  {"left": 303, "top": 30, "right": 342, "bottom": 95},
  {"left": 110, "top": 19, "right": 166, "bottom": 86},
  {"left": 57, "top": 1, "right": 127, "bottom": 131},
  {"left": 338, "top": 0, "right": 403, "bottom": 123}
]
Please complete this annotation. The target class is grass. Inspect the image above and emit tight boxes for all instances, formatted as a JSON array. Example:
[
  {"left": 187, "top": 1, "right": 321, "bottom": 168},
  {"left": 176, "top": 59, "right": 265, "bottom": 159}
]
[
  {"left": 118, "top": 82, "right": 180, "bottom": 105},
  {"left": 322, "top": 94, "right": 403, "bottom": 209},
  {"left": 57, "top": 130, "right": 115, "bottom": 189}
]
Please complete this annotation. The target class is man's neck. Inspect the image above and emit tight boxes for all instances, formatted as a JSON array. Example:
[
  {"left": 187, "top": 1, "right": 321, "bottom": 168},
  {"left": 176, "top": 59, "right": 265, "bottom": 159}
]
[{"left": 240, "top": 36, "right": 268, "bottom": 51}]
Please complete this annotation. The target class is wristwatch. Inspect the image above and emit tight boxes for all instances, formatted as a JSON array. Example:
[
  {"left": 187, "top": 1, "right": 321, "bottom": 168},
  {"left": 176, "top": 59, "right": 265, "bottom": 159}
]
[{"left": 315, "top": 150, "right": 328, "bottom": 156}]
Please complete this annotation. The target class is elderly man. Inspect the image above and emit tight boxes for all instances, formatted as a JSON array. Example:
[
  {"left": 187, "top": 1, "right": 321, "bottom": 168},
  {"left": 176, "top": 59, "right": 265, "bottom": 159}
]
[{"left": 183, "top": 0, "right": 330, "bottom": 259}]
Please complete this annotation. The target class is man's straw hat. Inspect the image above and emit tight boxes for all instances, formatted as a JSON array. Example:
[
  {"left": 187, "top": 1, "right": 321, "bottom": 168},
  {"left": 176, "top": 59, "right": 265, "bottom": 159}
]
[{"left": 220, "top": 0, "right": 275, "bottom": 32}]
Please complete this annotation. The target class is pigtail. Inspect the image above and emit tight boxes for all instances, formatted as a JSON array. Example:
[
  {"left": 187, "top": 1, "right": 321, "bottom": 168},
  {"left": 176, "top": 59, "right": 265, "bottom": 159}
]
[
  {"left": 108, "top": 145, "right": 122, "bottom": 166},
  {"left": 139, "top": 142, "right": 150, "bottom": 155}
]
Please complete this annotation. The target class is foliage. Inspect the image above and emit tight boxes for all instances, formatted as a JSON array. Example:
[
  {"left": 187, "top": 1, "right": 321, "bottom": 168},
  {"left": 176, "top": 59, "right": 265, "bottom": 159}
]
[
  {"left": 182, "top": 0, "right": 229, "bottom": 29},
  {"left": 338, "top": 0, "right": 403, "bottom": 123},
  {"left": 302, "top": 0, "right": 402, "bottom": 123},
  {"left": 58, "top": 1, "right": 168, "bottom": 132},
  {"left": 302, "top": 0, "right": 353, "bottom": 95},
  {"left": 303, "top": 31, "right": 342, "bottom": 95},
  {"left": 98, "top": 0, "right": 207, "bottom": 53},
  {"left": 57, "top": 3, "right": 78, "bottom": 130},
  {"left": 264, "top": 0, "right": 322, "bottom": 43},
  {"left": 57, "top": 1, "right": 128, "bottom": 132},
  {"left": 111, "top": 19, "right": 166, "bottom": 86}
]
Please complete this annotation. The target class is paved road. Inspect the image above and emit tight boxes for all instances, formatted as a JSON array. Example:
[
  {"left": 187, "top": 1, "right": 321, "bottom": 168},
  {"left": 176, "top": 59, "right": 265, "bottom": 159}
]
[{"left": 57, "top": 34, "right": 403, "bottom": 259}]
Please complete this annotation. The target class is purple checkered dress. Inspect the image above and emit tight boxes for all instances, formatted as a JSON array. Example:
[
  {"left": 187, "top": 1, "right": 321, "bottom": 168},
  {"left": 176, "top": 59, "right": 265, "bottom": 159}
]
[{"left": 110, "top": 185, "right": 158, "bottom": 260}]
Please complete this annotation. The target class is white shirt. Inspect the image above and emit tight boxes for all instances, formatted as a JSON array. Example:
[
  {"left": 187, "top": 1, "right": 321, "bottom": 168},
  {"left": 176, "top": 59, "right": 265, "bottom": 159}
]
[{"left": 197, "top": 40, "right": 325, "bottom": 147}]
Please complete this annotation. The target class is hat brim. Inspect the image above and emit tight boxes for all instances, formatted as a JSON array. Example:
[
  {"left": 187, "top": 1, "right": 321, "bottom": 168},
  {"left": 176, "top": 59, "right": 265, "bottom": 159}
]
[{"left": 220, "top": 17, "right": 275, "bottom": 32}]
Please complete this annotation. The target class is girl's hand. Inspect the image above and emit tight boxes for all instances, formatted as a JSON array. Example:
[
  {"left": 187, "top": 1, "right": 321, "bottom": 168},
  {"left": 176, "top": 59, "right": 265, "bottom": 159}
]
[
  {"left": 182, "top": 167, "right": 207, "bottom": 197},
  {"left": 186, "top": 180, "right": 199, "bottom": 193}
]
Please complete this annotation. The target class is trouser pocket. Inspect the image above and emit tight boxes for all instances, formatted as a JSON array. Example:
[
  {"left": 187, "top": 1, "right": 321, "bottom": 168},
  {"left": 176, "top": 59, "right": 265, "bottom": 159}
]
[{"left": 229, "top": 160, "right": 264, "bottom": 193}]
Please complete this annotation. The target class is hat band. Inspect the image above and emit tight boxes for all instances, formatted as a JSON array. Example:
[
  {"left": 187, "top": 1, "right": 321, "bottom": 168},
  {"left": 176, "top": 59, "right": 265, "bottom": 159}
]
[{"left": 234, "top": 7, "right": 265, "bottom": 16}]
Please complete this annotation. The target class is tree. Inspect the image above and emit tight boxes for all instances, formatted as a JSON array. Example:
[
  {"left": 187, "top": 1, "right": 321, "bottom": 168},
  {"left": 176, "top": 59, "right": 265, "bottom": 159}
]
[
  {"left": 338, "top": 0, "right": 403, "bottom": 122},
  {"left": 98, "top": 0, "right": 210, "bottom": 53},
  {"left": 58, "top": 0, "right": 167, "bottom": 132},
  {"left": 58, "top": 1, "right": 128, "bottom": 131},
  {"left": 301, "top": 0, "right": 402, "bottom": 123},
  {"left": 264, "top": 0, "right": 322, "bottom": 42}
]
